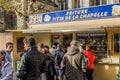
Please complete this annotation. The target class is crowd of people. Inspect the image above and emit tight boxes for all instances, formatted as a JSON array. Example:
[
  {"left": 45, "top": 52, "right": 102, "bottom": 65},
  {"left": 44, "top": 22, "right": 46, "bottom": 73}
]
[{"left": 0, "top": 36, "right": 95, "bottom": 80}]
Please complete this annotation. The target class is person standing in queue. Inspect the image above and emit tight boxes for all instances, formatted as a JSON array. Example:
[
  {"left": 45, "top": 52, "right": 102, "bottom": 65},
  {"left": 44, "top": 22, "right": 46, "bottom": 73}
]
[
  {"left": 16, "top": 36, "right": 46, "bottom": 80},
  {"left": 52, "top": 43, "right": 64, "bottom": 80},
  {"left": 38, "top": 42, "right": 45, "bottom": 53},
  {"left": 60, "top": 40, "right": 86, "bottom": 80},
  {"left": 84, "top": 44, "right": 95, "bottom": 80},
  {"left": 5, "top": 42, "right": 13, "bottom": 63},
  {"left": 43, "top": 45, "right": 57, "bottom": 80},
  {"left": 0, "top": 50, "right": 13, "bottom": 80}
]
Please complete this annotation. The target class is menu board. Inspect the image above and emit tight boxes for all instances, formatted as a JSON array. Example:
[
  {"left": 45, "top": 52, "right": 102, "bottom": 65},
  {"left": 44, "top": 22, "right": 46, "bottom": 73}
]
[
  {"left": 76, "top": 33, "right": 107, "bottom": 58},
  {"left": 114, "top": 34, "right": 120, "bottom": 54}
]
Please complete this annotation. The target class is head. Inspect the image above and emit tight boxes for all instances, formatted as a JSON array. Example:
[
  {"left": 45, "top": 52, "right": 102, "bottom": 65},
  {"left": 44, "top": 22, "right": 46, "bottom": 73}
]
[
  {"left": 70, "top": 40, "right": 80, "bottom": 49},
  {"left": 53, "top": 42, "right": 58, "bottom": 48},
  {"left": 6, "top": 42, "right": 13, "bottom": 52},
  {"left": 85, "top": 44, "right": 91, "bottom": 51},
  {"left": 63, "top": 46, "right": 67, "bottom": 53},
  {"left": 43, "top": 45, "right": 50, "bottom": 54},
  {"left": 57, "top": 43, "right": 63, "bottom": 50},
  {"left": 38, "top": 42, "right": 44, "bottom": 51},
  {"left": 0, "top": 50, "right": 5, "bottom": 61},
  {"left": 23, "top": 36, "right": 36, "bottom": 51},
  {"left": 20, "top": 52, "right": 24, "bottom": 58},
  {"left": 79, "top": 45, "right": 84, "bottom": 53},
  {"left": 52, "top": 45, "right": 56, "bottom": 49}
]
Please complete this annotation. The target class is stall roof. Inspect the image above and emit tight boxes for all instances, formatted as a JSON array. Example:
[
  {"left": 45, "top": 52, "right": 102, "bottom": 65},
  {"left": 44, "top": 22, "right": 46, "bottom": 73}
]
[
  {"left": 23, "top": 17, "right": 120, "bottom": 33},
  {"left": 5, "top": 17, "right": 120, "bottom": 33}
]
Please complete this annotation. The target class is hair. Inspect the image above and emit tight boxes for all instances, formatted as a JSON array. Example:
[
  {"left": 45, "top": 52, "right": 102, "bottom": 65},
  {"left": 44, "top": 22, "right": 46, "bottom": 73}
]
[
  {"left": 38, "top": 42, "right": 44, "bottom": 48},
  {"left": 0, "top": 50, "right": 6, "bottom": 56},
  {"left": 79, "top": 45, "right": 84, "bottom": 53},
  {"left": 23, "top": 36, "right": 36, "bottom": 46},
  {"left": 6, "top": 42, "right": 13, "bottom": 48},
  {"left": 53, "top": 42, "right": 58, "bottom": 47},
  {"left": 86, "top": 44, "right": 91, "bottom": 50},
  {"left": 70, "top": 40, "right": 79, "bottom": 47},
  {"left": 44, "top": 45, "right": 49, "bottom": 50},
  {"left": 20, "top": 52, "right": 24, "bottom": 57},
  {"left": 57, "top": 43, "right": 63, "bottom": 50}
]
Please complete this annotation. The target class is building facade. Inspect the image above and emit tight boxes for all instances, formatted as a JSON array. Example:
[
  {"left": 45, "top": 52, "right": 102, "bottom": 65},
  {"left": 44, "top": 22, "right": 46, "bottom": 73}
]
[{"left": 0, "top": 0, "right": 120, "bottom": 80}]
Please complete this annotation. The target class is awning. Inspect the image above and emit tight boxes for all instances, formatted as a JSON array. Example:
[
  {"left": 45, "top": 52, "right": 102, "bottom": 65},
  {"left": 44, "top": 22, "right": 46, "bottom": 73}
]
[{"left": 23, "top": 17, "right": 120, "bottom": 33}]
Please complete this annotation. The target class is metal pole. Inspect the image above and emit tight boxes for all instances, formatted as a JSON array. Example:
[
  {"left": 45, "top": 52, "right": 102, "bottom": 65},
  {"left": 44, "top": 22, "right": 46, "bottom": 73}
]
[{"left": 118, "top": 33, "right": 120, "bottom": 70}]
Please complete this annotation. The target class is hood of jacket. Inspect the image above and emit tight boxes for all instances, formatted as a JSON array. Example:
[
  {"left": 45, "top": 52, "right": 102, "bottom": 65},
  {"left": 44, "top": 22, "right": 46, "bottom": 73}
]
[{"left": 66, "top": 47, "right": 80, "bottom": 56}]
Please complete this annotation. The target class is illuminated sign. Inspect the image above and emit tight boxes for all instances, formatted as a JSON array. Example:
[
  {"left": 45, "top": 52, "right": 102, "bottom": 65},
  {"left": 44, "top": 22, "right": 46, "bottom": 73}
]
[{"left": 29, "top": 3, "right": 120, "bottom": 24}]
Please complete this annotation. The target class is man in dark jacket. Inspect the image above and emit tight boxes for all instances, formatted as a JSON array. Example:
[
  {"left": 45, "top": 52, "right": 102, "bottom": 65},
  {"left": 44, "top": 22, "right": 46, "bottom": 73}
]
[
  {"left": 16, "top": 36, "right": 46, "bottom": 80},
  {"left": 60, "top": 40, "right": 86, "bottom": 80}
]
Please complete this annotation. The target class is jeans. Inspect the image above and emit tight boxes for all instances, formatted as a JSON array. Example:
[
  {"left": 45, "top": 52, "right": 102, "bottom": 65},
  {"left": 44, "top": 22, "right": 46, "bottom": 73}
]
[
  {"left": 55, "top": 66, "right": 61, "bottom": 80},
  {"left": 86, "top": 69, "right": 94, "bottom": 80}
]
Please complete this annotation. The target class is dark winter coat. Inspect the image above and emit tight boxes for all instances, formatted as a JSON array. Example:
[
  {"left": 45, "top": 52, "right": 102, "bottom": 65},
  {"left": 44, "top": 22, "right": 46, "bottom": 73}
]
[
  {"left": 61, "top": 47, "right": 86, "bottom": 80},
  {"left": 16, "top": 47, "right": 45, "bottom": 80},
  {"left": 44, "top": 54, "right": 56, "bottom": 80}
]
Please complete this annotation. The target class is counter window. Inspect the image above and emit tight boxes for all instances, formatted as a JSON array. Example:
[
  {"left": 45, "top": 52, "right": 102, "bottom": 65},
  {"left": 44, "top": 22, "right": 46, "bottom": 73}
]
[
  {"left": 17, "top": 37, "right": 24, "bottom": 52},
  {"left": 63, "top": 34, "right": 72, "bottom": 47},
  {"left": 114, "top": 34, "right": 120, "bottom": 54},
  {"left": 76, "top": 33, "right": 107, "bottom": 59},
  {"left": 52, "top": 35, "right": 60, "bottom": 47}
]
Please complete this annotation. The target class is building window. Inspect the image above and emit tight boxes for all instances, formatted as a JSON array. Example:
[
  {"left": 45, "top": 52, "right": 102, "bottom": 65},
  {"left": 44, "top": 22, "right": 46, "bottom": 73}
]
[
  {"left": 73, "top": 0, "right": 84, "bottom": 8},
  {"left": 76, "top": 33, "right": 107, "bottom": 59},
  {"left": 65, "top": 0, "right": 68, "bottom": 9},
  {"left": 17, "top": 37, "right": 24, "bottom": 52},
  {"left": 74, "top": 0, "right": 78, "bottom": 8},
  {"left": 114, "top": 34, "right": 120, "bottom": 54},
  {"left": 11, "top": 15, "right": 17, "bottom": 28},
  {"left": 78, "top": 0, "right": 80, "bottom": 8},
  {"left": 89, "top": 0, "right": 95, "bottom": 6},
  {"left": 79, "top": 0, "right": 84, "bottom": 8},
  {"left": 96, "top": 0, "right": 101, "bottom": 5},
  {"left": 60, "top": 0, "right": 68, "bottom": 10},
  {"left": 96, "top": 0, "right": 107, "bottom": 5},
  {"left": 102, "top": 0, "right": 107, "bottom": 4},
  {"left": 0, "top": 7, "right": 4, "bottom": 29},
  {"left": 90, "top": 0, "right": 107, "bottom": 6},
  {"left": 61, "top": 3, "right": 65, "bottom": 10},
  {"left": 114, "top": 0, "right": 120, "bottom": 3}
]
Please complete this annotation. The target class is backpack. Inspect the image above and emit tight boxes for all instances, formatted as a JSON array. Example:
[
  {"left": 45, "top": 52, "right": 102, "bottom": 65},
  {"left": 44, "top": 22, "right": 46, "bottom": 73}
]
[
  {"left": 83, "top": 55, "right": 89, "bottom": 68},
  {"left": 54, "top": 50, "right": 63, "bottom": 66},
  {"left": 80, "top": 53, "right": 89, "bottom": 72}
]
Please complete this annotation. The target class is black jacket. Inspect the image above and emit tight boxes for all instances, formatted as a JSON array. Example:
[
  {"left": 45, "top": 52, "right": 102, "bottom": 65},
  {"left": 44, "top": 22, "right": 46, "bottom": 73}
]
[
  {"left": 45, "top": 54, "right": 56, "bottom": 80},
  {"left": 16, "top": 47, "right": 45, "bottom": 80}
]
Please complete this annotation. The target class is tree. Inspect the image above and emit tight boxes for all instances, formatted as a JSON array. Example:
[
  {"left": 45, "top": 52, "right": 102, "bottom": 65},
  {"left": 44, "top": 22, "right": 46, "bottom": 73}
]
[
  {"left": 0, "top": 0, "right": 28, "bottom": 29},
  {"left": 0, "top": 0, "right": 58, "bottom": 29}
]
